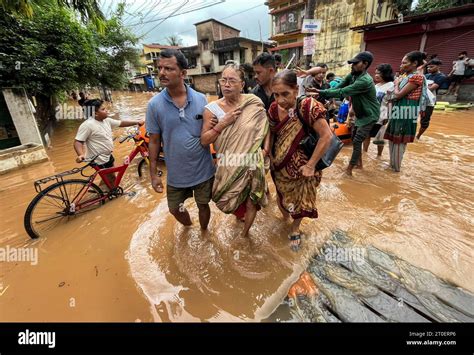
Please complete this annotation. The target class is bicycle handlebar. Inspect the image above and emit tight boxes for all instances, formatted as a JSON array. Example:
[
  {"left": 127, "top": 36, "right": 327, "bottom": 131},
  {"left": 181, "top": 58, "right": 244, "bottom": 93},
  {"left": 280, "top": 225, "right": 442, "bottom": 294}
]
[
  {"left": 118, "top": 126, "right": 143, "bottom": 144},
  {"left": 119, "top": 136, "right": 129, "bottom": 144}
]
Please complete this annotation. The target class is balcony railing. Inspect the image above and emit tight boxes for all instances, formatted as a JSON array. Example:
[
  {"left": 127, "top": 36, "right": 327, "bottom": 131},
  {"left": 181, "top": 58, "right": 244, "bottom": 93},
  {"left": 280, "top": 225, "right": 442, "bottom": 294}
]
[{"left": 275, "top": 20, "right": 301, "bottom": 34}]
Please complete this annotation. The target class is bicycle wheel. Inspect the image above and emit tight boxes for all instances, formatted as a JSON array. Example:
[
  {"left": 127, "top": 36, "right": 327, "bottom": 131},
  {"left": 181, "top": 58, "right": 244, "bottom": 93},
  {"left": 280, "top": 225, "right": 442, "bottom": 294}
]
[
  {"left": 137, "top": 155, "right": 163, "bottom": 179},
  {"left": 24, "top": 179, "right": 104, "bottom": 239}
]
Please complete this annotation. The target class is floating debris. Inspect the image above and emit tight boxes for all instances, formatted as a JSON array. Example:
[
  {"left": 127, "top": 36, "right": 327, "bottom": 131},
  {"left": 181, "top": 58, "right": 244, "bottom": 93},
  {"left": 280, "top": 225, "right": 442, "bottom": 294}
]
[{"left": 273, "top": 230, "right": 474, "bottom": 323}]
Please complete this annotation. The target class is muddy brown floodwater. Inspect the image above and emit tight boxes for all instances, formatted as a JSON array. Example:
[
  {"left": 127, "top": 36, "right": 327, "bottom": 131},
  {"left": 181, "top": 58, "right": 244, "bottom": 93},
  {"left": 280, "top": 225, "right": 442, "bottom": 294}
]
[{"left": 0, "top": 91, "right": 473, "bottom": 322}]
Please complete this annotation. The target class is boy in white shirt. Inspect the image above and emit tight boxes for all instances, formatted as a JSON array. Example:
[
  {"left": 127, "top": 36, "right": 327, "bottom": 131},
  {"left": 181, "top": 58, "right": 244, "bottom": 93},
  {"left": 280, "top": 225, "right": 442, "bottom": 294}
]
[{"left": 74, "top": 99, "right": 144, "bottom": 189}]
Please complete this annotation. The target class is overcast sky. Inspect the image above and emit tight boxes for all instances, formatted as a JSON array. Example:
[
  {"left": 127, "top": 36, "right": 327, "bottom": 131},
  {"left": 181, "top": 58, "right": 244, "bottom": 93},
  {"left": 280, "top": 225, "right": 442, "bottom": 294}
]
[{"left": 101, "top": 0, "right": 271, "bottom": 46}]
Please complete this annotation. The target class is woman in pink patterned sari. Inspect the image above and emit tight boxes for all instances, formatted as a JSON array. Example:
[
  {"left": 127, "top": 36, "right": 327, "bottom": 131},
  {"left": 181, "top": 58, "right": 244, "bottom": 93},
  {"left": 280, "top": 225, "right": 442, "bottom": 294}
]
[{"left": 268, "top": 70, "right": 332, "bottom": 251}]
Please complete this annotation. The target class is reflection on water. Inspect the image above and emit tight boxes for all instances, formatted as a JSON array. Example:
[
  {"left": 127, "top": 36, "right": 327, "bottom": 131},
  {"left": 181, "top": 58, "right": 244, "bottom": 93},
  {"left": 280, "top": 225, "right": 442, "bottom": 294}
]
[{"left": 0, "top": 91, "right": 473, "bottom": 321}]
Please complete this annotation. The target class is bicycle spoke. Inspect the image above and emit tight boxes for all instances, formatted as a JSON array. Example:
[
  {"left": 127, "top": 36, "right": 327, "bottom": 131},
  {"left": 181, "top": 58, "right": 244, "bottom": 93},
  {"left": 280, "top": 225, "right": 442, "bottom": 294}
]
[
  {"left": 33, "top": 213, "right": 66, "bottom": 224},
  {"left": 42, "top": 193, "right": 66, "bottom": 209},
  {"left": 40, "top": 215, "right": 65, "bottom": 233},
  {"left": 27, "top": 180, "right": 103, "bottom": 238}
]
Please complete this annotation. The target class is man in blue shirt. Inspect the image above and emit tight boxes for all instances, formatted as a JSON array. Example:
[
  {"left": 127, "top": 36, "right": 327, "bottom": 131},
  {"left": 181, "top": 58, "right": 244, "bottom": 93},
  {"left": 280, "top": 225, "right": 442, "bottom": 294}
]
[
  {"left": 146, "top": 49, "right": 216, "bottom": 229},
  {"left": 425, "top": 59, "right": 447, "bottom": 94}
]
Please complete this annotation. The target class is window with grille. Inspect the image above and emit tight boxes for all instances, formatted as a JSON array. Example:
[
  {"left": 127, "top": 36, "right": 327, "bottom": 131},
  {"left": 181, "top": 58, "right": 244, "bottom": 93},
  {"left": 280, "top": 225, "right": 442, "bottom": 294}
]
[{"left": 219, "top": 51, "right": 234, "bottom": 66}]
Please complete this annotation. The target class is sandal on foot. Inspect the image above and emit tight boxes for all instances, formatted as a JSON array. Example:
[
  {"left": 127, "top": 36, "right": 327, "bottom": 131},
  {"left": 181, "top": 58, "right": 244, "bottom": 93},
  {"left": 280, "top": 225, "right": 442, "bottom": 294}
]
[{"left": 289, "top": 234, "right": 302, "bottom": 252}]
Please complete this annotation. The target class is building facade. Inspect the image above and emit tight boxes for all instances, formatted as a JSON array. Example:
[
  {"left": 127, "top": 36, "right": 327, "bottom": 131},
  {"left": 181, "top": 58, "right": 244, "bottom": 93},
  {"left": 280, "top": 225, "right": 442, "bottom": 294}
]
[
  {"left": 266, "top": 0, "right": 397, "bottom": 74},
  {"left": 140, "top": 44, "right": 180, "bottom": 74},
  {"left": 180, "top": 19, "right": 271, "bottom": 94},
  {"left": 267, "top": 0, "right": 307, "bottom": 66},
  {"left": 352, "top": 4, "right": 474, "bottom": 101}
]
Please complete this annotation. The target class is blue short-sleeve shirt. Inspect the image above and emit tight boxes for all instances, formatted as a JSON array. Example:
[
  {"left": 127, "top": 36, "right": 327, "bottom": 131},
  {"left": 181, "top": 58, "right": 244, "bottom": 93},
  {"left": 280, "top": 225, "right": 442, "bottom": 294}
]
[{"left": 145, "top": 85, "right": 215, "bottom": 188}]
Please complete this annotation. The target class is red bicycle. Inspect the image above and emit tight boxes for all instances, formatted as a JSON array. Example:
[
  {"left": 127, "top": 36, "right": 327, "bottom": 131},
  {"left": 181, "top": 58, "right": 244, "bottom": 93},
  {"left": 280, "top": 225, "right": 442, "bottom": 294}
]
[{"left": 23, "top": 127, "right": 162, "bottom": 239}]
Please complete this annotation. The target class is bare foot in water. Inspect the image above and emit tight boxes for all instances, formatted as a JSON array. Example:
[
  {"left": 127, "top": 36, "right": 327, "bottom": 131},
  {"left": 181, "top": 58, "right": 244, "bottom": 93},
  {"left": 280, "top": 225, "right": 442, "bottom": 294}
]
[
  {"left": 346, "top": 165, "right": 354, "bottom": 176},
  {"left": 241, "top": 230, "right": 251, "bottom": 239},
  {"left": 289, "top": 233, "right": 302, "bottom": 252}
]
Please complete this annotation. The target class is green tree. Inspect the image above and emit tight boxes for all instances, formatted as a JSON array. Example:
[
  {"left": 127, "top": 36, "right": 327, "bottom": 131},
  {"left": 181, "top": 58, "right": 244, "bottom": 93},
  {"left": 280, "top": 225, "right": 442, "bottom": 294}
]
[
  {"left": 392, "top": 0, "right": 414, "bottom": 15},
  {"left": 166, "top": 35, "right": 183, "bottom": 47},
  {"left": 89, "top": 2, "right": 140, "bottom": 91},
  {"left": 0, "top": 7, "right": 97, "bottom": 125},
  {"left": 0, "top": 3, "right": 139, "bottom": 128},
  {"left": 412, "top": 0, "right": 471, "bottom": 14},
  {"left": 0, "top": 0, "right": 105, "bottom": 31}
]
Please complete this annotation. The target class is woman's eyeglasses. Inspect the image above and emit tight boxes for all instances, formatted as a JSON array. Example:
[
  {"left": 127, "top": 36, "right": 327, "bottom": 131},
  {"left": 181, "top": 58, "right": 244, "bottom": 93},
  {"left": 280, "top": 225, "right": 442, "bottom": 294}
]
[{"left": 218, "top": 78, "right": 241, "bottom": 85}]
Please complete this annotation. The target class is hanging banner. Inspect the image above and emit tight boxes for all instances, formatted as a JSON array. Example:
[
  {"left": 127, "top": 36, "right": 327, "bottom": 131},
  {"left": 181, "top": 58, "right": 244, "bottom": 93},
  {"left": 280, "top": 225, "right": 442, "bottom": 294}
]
[
  {"left": 303, "top": 35, "right": 316, "bottom": 56},
  {"left": 302, "top": 19, "right": 322, "bottom": 33}
]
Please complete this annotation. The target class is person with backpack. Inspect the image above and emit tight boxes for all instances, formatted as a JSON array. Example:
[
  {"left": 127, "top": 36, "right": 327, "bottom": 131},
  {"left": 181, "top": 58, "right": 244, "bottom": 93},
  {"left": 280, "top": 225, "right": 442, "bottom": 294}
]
[{"left": 267, "top": 70, "right": 332, "bottom": 251}]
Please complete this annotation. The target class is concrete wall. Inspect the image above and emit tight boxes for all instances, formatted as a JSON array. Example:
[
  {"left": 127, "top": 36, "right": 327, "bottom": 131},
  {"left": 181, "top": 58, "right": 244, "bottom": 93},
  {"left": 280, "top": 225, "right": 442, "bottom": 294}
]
[
  {"left": 0, "top": 89, "right": 49, "bottom": 174},
  {"left": 196, "top": 22, "right": 215, "bottom": 69},
  {"left": 459, "top": 84, "right": 474, "bottom": 102},
  {"left": 187, "top": 67, "right": 202, "bottom": 76},
  {"left": 312, "top": 0, "right": 364, "bottom": 75},
  {"left": 0, "top": 143, "right": 49, "bottom": 175},
  {"left": 193, "top": 73, "right": 219, "bottom": 94},
  {"left": 242, "top": 41, "right": 261, "bottom": 64},
  {"left": 2, "top": 88, "right": 44, "bottom": 146},
  {"left": 212, "top": 23, "right": 240, "bottom": 41},
  {"left": 200, "top": 50, "right": 214, "bottom": 69},
  {"left": 312, "top": 0, "right": 396, "bottom": 76}
]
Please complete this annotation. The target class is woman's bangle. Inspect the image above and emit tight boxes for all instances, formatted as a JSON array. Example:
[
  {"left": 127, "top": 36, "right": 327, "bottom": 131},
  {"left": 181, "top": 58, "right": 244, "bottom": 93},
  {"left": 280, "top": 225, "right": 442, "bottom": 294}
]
[{"left": 212, "top": 127, "right": 221, "bottom": 135}]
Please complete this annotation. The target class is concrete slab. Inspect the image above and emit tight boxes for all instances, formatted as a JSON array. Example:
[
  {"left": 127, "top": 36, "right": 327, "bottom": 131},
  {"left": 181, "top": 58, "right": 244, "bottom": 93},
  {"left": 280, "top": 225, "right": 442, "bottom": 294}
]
[{"left": 0, "top": 143, "right": 49, "bottom": 175}]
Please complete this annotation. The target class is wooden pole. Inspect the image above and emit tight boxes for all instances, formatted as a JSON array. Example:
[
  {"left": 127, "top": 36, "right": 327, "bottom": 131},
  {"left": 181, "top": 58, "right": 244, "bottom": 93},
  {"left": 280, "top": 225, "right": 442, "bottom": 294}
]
[{"left": 304, "top": 0, "right": 316, "bottom": 69}]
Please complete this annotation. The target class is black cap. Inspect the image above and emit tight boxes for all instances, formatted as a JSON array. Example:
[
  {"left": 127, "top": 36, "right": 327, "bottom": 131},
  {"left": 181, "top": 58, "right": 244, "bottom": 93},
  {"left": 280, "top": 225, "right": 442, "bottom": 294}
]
[
  {"left": 348, "top": 51, "right": 374, "bottom": 65},
  {"left": 429, "top": 59, "right": 443, "bottom": 66}
]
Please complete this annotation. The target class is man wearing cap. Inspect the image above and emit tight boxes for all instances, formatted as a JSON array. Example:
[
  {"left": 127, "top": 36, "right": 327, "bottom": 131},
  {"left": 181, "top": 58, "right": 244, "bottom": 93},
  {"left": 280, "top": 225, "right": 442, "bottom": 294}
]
[{"left": 311, "top": 51, "right": 380, "bottom": 176}]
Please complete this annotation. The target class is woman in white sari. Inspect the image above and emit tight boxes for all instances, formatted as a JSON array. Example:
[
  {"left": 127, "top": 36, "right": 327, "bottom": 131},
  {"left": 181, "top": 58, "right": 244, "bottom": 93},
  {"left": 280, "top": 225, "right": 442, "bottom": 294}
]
[{"left": 201, "top": 62, "right": 269, "bottom": 237}]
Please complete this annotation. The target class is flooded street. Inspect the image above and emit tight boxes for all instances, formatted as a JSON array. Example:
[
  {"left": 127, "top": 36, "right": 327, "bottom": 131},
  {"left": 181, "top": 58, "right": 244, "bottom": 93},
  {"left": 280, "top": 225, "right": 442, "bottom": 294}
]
[{"left": 1, "top": 91, "right": 473, "bottom": 322}]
